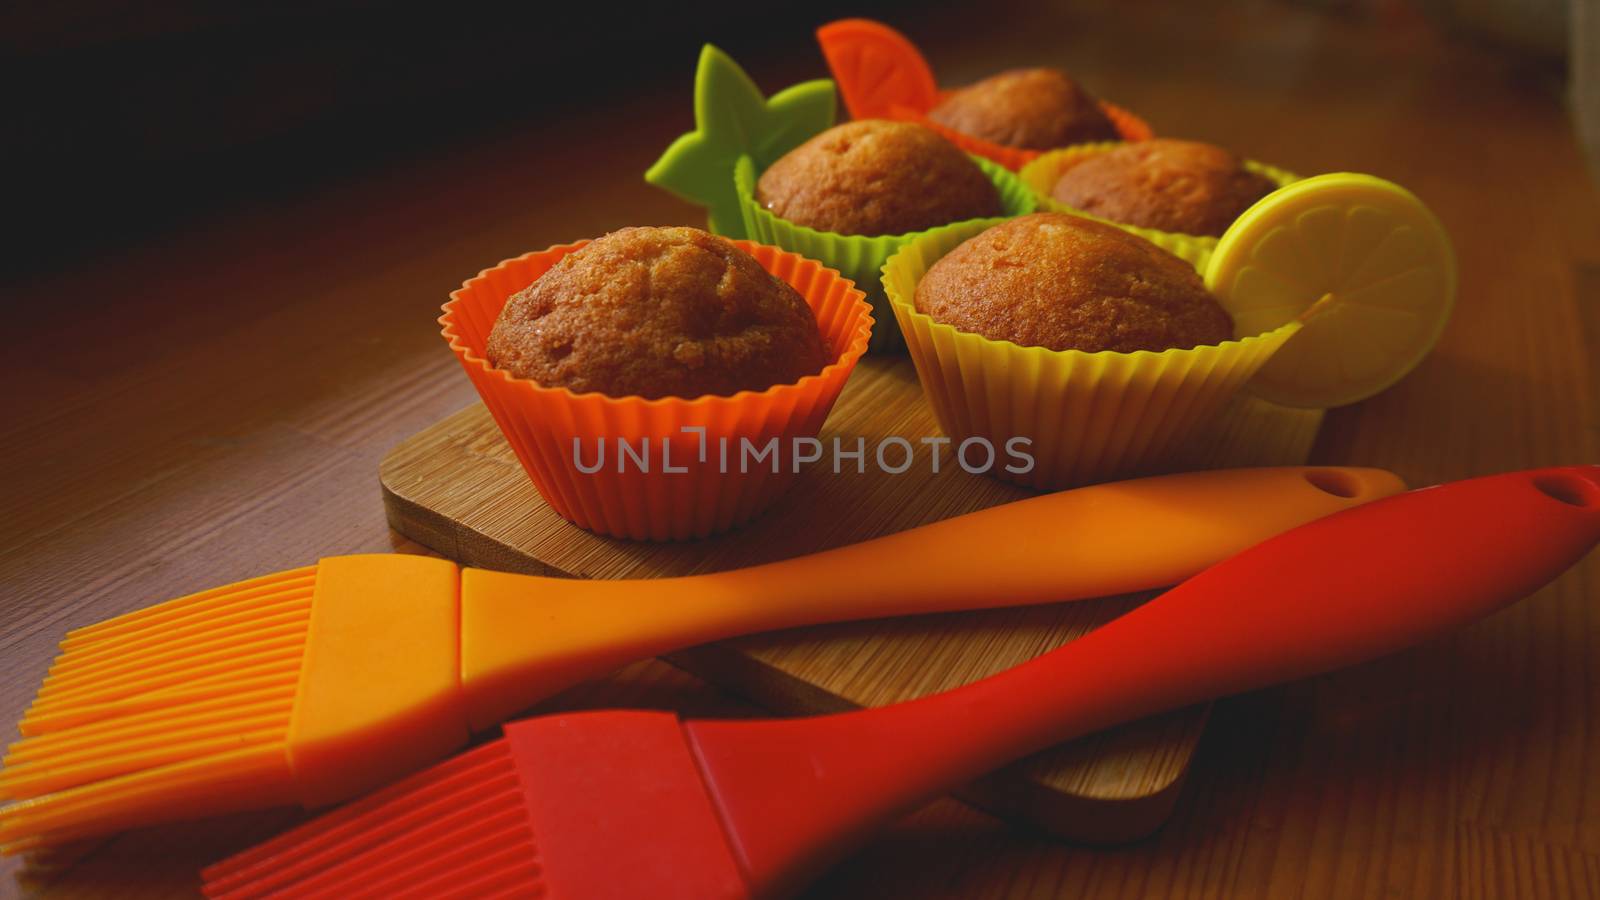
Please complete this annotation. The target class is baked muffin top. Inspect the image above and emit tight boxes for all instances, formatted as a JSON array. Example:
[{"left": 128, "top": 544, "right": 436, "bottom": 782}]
[
  {"left": 928, "top": 68, "right": 1119, "bottom": 151},
  {"left": 486, "top": 226, "right": 828, "bottom": 399},
  {"left": 756, "top": 120, "right": 1002, "bottom": 236},
  {"left": 1050, "top": 139, "right": 1277, "bottom": 237},
  {"left": 914, "top": 213, "right": 1233, "bottom": 353}
]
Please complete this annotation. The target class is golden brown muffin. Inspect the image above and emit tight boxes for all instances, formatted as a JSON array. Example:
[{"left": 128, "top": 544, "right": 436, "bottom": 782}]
[
  {"left": 755, "top": 120, "right": 1002, "bottom": 236},
  {"left": 486, "top": 226, "right": 828, "bottom": 399},
  {"left": 914, "top": 213, "right": 1233, "bottom": 353},
  {"left": 928, "top": 68, "right": 1119, "bottom": 150},
  {"left": 1050, "top": 139, "right": 1277, "bottom": 237}
]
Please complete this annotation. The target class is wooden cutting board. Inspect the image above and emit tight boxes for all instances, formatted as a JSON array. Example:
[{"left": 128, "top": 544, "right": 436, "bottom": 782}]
[{"left": 380, "top": 355, "right": 1324, "bottom": 843}]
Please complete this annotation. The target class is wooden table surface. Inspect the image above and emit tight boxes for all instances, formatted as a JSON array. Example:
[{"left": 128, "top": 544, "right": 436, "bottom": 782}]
[{"left": 3, "top": 1, "right": 1598, "bottom": 897}]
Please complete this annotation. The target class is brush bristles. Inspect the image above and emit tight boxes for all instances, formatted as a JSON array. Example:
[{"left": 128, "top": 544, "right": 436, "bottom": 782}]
[
  {"left": 202, "top": 738, "right": 541, "bottom": 900},
  {"left": 0, "top": 566, "right": 317, "bottom": 853}
]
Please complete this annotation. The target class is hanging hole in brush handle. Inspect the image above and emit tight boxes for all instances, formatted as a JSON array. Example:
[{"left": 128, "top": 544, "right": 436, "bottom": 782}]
[
  {"left": 1303, "top": 468, "right": 1363, "bottom": 499},
  {"left": 1532, "top": 470, "right": 1600, "bottom": 508}
]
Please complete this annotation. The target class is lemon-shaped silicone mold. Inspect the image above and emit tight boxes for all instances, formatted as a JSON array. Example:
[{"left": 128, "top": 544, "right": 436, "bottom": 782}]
[{"left": 1205, "top": 173, "right": 1456, "bottom": 409}]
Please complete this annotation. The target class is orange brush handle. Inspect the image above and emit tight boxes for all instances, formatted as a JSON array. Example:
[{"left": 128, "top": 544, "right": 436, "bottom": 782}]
[{"left": 459, "top": 466, "right": 1401, "bottom": 729}]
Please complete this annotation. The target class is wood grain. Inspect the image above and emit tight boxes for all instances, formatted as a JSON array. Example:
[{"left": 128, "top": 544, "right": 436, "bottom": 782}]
[
  {"left": 1, "top": 0, "right": 1597, "bottom": 897},
  {"left": 379, "top": 355, "right": 1322, "bottom": 842}
]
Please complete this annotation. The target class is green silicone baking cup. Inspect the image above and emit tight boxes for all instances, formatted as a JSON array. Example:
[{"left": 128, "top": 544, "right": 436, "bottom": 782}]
[
  {"left": 1019, "top": 142, "right": 1300, "bottom": 269},
  {"left": 735, "top": 153, "right": 1036, "bottom": 352}
]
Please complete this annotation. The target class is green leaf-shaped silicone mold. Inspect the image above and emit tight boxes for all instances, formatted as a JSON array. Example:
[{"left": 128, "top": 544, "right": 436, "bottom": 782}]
[{"left": 645, "top": 44, "right": 836, "bottom": 238}]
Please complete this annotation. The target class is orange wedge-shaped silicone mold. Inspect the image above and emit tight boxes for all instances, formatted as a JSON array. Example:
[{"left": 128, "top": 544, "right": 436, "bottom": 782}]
[
  {"left": 816, "top": 18, "right": 940, "bottom": 121},
  {"left": 818, "top": 18, "right": 1153, "bottom": 170}
]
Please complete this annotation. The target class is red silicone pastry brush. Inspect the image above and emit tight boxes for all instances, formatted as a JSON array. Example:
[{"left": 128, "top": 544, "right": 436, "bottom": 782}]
[{"left": 203, "top": 465, "right": 1600, "bottom": 900}]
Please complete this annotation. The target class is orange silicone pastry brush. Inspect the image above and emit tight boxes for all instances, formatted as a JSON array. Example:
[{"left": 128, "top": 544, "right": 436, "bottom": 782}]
[
  {"left": 0, "top": 466, "right": 1398, "bottom": 852},
  {"left": 202, "top": 465, "right": 1600, "bottom": 900}
]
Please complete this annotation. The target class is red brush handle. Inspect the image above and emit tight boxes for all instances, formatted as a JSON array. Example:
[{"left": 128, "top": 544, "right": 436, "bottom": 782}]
[{"left": 686, "top": 466, "right": 1600, "bottom": 897}]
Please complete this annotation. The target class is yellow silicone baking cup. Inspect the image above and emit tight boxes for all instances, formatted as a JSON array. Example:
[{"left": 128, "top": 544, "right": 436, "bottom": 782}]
[
  {"left": 442, "top": 239, "right": 873, "bottom": 541},
  {"left": 883, "top": 218, "right": 1301, "bottom": 490},
  {"left": 1019, "top": 143, "right": 1300, "bottom": 264},
  {"left": 736, "top": 153, "right": 1035, "bottom": 353}
]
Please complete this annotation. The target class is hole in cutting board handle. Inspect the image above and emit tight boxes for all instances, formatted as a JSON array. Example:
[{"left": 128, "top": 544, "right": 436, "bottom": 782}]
[{"left": 1303, "top": 469, "right": 1361, "bottom": 499}]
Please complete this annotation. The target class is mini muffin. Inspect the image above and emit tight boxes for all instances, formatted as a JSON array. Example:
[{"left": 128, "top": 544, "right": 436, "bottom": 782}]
[
  {"left": 1050, "top": 139, "right": 1277, "bottom": 237},
  {"left": 914, "top": 212, "right": 1232, "bottom": 353},
  {"left": 486, "top": 226, "right": 827, "bottom": 399},
  {"left": 756, "top": 120, "right": 1002, "bottom": 236},
  {"left": 928, "top": 68, "right": 1119, "bottom": 151}
]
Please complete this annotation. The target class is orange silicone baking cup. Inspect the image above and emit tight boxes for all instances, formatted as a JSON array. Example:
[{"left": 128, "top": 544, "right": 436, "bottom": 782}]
[
  {"left": 817, "top": 18, "right": 1153, "bottom": 171},
  {"left": 440, "top": 240, "right": 874, "bottom": 541}
]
